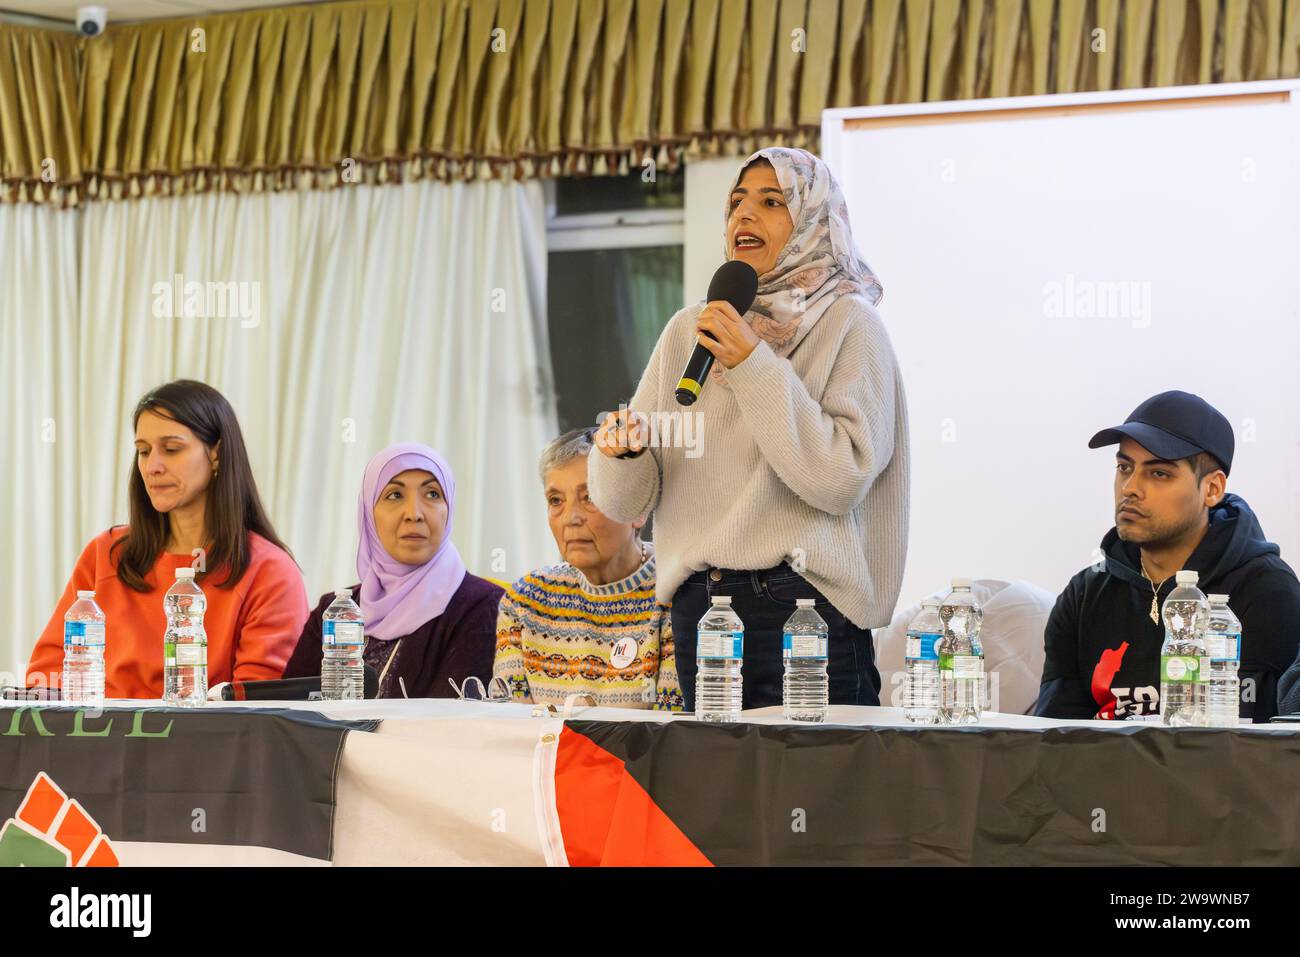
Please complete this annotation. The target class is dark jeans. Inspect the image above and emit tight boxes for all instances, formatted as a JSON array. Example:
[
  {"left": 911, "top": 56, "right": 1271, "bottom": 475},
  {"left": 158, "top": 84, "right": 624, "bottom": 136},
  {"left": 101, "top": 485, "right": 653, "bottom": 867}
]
[{"left": 670, "top": 563, "right": 880, "bottom": 712}]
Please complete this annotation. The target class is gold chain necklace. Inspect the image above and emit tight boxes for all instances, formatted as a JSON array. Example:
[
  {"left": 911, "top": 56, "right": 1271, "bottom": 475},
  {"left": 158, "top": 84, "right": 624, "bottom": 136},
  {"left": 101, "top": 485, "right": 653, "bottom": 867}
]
[{"left": 1139, "top": 560, "right": 1174, "bottom": 624}]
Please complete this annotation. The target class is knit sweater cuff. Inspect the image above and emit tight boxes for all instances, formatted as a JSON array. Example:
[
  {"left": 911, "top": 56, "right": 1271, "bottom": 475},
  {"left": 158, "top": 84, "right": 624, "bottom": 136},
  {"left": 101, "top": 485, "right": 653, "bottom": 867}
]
[
  {"left": 724, "top": 338, "right": 784, "bottom": 411},
  {"left": 587, "top": 445, "right": 659, "bottom": 523}
]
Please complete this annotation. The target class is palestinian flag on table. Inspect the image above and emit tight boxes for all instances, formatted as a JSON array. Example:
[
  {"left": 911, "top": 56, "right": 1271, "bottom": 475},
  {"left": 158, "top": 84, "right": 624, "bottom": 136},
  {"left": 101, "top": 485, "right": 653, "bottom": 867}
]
[
  {"left": 553, "top": 718, "right": 1051, "bottom": 866},
  {"left": 553, "top": 717, "right": 1300, "bottom": 866},
  {"left": 0, "top": 706, "right": 376, "bottom": 866}
]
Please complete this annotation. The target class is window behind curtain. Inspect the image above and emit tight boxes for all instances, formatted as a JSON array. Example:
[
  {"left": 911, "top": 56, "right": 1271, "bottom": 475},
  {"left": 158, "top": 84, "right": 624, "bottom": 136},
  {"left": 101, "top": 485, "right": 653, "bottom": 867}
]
[{"left": 545, "top": 171, "right": 685, "bottom": 435}]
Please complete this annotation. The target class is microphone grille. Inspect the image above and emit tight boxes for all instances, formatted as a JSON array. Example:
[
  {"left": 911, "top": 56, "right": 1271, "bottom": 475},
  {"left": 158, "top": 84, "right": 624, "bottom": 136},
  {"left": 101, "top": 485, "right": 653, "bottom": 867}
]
[{"left": 707, "top": 260, "right": 759, "bottom": 316}]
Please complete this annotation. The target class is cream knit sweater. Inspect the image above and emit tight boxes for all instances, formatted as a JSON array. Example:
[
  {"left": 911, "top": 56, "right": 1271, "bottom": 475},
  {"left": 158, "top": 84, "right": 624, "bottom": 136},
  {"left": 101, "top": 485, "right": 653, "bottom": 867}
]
[{"left": 587, "top": 293, "right": 910, "bottom": 630}]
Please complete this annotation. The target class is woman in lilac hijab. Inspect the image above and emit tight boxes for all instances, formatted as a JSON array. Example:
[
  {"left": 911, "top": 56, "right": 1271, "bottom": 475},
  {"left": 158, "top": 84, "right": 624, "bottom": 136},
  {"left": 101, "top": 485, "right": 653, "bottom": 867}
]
[{"left": 283, "top": 443, "right": 503, "bottom": 697}]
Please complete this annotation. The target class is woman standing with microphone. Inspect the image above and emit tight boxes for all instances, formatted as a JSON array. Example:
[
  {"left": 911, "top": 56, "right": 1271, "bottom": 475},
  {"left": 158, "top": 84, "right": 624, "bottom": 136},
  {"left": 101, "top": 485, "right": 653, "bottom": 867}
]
[{"left": 589, "top": 147, "right": 909, "bottom": 712}]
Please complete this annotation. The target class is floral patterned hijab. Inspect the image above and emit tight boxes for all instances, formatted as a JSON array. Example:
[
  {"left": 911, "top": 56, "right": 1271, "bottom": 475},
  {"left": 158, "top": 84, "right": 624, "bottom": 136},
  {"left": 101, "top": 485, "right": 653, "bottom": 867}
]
[{"left": 720, "top": 146, "right": 883, "bottom": 359}]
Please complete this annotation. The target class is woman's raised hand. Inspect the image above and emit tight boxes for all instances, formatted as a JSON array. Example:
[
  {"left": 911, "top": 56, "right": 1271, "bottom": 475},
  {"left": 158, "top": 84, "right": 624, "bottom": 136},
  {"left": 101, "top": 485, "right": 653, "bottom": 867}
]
[
  {"left": 694, "top": 300, "right": 760, "bottom": 369},
  {"left": 595, "top": 408, "right": 651, "bottom": 459}
]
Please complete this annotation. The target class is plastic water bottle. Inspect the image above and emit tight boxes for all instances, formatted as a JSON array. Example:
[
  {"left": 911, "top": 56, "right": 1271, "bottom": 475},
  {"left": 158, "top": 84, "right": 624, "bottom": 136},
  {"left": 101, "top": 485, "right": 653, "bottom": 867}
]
[
  {"left": 322, "top": 589, "right": 366, "bottom": 700},
  {"left": 695, "top": 595, "right": 743, "bottom": 722},
  {"left": 903, "top": 598, "right": 943, "bottom": 724},
  {"left": 1159, "top": 570, "right": 1209, "bottom": 727},
  {"left": 1205, "top": 594, "right": 1241, "bottom": 729},
  {"left": 782, "top": 598, "right": 829, "bottom": 722},
  {"left": 62, "top": 591, "right": 106, "bottom": 708},
  {"left": 938, "top": 578, "right": 984, "bottom": 725},
  {"left": 163, "top": 568, "right": 207, "bottom": 707}
]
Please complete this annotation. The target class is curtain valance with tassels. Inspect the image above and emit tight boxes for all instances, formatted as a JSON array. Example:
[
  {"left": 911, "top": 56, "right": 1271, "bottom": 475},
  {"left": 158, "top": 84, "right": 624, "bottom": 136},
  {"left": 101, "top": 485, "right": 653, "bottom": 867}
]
[{"left": 2, "top": 0, "right": 1299, "bottom": 205}]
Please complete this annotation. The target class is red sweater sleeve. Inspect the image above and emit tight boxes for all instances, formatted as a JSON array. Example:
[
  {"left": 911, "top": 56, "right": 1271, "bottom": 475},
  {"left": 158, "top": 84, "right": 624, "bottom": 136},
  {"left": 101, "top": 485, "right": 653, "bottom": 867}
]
[
  {"left": 231, "top": 543, "right": 310, "bottom": 683},
  {"left": 27, "top": 537, "right": 102, "bottom": 690},
  {"left": 280, "top": 589, "right": 335, "bottom": 680}
]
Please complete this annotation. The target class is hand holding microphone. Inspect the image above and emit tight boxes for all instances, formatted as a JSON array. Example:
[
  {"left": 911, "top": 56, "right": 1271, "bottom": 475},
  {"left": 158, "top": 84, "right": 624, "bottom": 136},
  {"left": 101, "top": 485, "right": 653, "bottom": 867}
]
[
  {"left": 675, "top": 260, "right": 759, "bottom": 405},
  {"left": 600, "top": 261, "right": 759, "bottom": 450},
  {"left": 694, "top": 300, "right": 761, "bottom": 370}
]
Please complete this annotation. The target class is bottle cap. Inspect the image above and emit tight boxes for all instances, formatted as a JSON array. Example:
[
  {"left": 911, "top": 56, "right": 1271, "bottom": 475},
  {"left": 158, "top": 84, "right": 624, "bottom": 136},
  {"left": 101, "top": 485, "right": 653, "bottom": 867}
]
[
  {"left": 1208, "top": 594, "right": 1229, "bottom": 603},
  {"left": 796, "top": 598, "right": 816, "bottom": 607},
  {"left": 713, "top": 595, "right": 732, "bottom": 605},
  {"left": 176, "top": 567, "right": 195, "bottom": 579},
  {"left": 1175, "top": 570, "right": 1199, "bottom": 585},
  {"left": 335, "top": 588, "right": 353, "bottom": 599},
  {"left": 951, "top": 576, "right": 972, "bottom": 589},
  {"left": 76, "top": 590, "right": 95, "bottom": 599}
]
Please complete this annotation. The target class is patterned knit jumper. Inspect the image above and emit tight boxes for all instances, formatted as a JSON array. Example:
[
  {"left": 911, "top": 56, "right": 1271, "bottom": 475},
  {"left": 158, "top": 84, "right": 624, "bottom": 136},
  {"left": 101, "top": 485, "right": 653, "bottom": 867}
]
[{"left": 493, "top": 548, "right": 683, "bottom": 710}]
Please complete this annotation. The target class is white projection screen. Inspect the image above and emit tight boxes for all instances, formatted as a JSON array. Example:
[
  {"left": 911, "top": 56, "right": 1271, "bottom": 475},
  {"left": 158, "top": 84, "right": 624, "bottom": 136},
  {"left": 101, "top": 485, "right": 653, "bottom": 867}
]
[{"left": 816, "top": 80, "right": 1300, "bottom": 611}]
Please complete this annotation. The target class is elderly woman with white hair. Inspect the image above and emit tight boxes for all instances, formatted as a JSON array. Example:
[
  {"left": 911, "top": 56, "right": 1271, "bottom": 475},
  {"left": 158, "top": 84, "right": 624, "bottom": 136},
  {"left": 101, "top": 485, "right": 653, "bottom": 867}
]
[{"left": 493, "top": 427, "right": 682, "bottom": 710}]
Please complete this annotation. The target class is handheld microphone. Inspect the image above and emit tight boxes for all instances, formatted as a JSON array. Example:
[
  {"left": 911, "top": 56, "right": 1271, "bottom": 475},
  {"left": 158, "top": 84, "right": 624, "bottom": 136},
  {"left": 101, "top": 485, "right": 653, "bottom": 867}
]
[
  {"left": 675, "top": 260, "right": 759, "bottom": 406},
  {"left": 218, "top": 665, "right": 380, "bottom": 701}
]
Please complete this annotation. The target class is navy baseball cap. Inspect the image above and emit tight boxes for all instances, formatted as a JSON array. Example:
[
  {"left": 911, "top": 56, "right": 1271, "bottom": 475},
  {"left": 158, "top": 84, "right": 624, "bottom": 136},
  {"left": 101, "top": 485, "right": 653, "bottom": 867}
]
[{"left": 1088, "top": 391, "right": 1234, "bottom": 476}]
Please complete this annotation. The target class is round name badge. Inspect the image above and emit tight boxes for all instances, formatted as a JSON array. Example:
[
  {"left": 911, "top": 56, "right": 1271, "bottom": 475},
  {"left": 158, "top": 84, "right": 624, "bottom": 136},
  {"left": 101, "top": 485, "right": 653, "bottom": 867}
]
[{"left": 610, "top": 636, "right": 639, "bottom": 670}]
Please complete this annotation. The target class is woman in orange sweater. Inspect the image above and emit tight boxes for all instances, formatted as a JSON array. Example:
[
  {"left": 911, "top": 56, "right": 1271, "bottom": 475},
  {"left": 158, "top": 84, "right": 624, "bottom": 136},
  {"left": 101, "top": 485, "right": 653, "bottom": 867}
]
[{"left": 27, "top": 380, "right": 309, "bottom": 699}]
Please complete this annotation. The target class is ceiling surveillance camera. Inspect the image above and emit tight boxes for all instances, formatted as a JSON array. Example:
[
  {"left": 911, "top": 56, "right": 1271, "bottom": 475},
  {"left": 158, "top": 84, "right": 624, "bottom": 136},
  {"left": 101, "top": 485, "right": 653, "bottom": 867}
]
[{"left": 76, "top": 6, "right": 108, "bottom": 38}]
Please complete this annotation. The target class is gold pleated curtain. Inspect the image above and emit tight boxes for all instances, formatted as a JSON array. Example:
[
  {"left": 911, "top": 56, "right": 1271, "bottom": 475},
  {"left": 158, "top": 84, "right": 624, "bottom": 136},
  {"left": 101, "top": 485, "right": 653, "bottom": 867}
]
[{"left": 2, "top": 0, "right": 1299, "bottom": 205}]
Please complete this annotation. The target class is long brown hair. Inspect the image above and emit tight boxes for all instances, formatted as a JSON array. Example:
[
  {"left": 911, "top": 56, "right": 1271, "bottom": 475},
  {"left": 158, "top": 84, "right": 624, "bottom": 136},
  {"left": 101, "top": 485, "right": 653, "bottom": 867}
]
[{"left": 111, "top": 379, "right": 293, "bottom": 591}]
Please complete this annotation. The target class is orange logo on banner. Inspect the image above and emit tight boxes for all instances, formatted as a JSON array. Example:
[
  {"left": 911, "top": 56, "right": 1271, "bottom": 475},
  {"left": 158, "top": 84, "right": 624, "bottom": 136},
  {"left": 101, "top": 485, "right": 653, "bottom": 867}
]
[{"left": 0, "top": 772, "right": 119, "bottom": 867}]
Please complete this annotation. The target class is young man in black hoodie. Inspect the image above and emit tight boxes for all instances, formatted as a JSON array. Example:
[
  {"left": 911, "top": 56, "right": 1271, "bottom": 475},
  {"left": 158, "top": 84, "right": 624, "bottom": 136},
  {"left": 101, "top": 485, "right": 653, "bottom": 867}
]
[{"left": 1034, "top": 391, "right": 1300, "bottom": 723}]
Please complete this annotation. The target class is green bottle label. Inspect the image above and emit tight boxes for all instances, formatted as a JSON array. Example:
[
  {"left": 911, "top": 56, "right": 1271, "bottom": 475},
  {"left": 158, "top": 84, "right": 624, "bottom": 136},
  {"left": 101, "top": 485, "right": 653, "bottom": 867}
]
[
  {"left": 1161, "top": 655, "right": 1209, "bottom": 683},
  {"left": 938, "top": 653, "right": 980, "bottom": 679}
]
